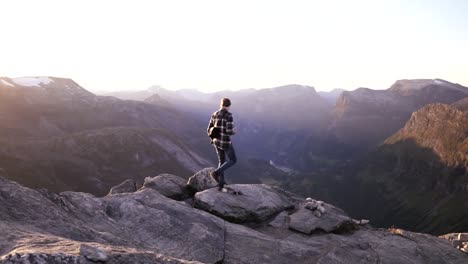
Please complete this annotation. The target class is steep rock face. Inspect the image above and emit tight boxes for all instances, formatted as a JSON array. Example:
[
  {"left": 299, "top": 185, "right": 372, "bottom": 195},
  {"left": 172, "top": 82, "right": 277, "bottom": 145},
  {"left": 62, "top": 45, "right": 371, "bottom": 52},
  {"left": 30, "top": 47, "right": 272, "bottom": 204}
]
[
  {"left": 338, "top": 102, "right": 468, "bottom": 235},
  {"left": 328, "top": 79, "right": 468, "bottom": 150},
  {"left": 386, "top": 103, "right": 468, "bottom": 168},
  {"left": 318, "top": 88, "right": 346, "bottom": 105},
  {"left": 453, "top": 97, "right": 468, "bottom": 111},
  {"left": 0, "top": 171, "right": 467, "bottom": 263}
]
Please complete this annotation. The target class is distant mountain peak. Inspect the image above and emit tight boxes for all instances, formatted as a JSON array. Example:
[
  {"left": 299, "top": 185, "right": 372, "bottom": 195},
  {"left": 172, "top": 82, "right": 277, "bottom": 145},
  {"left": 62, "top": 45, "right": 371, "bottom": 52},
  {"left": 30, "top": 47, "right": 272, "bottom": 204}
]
[
  {"left": 0, "top": 76, "right": 95, "bottom": 101},
  {"left": 271, "top": 84, "right": 317, "bottom": 92},
  {"left": 11, "top": 76, "right": 55, "bottom": 87},
  {"left": 388, "top": 78, "right": 468, "bottom": 95},
  {"left": 147, "top": 85, "right": 167, "bottom": 92}
]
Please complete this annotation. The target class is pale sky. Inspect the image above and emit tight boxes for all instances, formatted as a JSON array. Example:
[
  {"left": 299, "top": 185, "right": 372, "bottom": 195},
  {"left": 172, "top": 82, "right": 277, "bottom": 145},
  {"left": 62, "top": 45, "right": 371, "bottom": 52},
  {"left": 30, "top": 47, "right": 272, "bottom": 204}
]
[{"left": 1, "top": 0, "right": 467, "bottom": 93}]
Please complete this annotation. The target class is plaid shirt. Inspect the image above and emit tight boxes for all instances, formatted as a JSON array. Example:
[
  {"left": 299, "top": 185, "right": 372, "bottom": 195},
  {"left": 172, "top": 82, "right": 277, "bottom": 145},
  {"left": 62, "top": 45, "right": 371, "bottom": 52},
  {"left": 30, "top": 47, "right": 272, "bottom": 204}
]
[{"left": 207, "top": 108, "right": 235, "bottom": 150}]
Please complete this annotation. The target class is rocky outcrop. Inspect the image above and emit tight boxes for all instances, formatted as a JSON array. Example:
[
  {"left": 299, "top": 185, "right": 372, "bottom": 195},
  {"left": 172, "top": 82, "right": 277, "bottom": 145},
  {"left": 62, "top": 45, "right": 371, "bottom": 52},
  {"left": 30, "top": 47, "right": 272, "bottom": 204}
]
[
  {"left": 0, "top": 175, "right": 224, "bottom": 263},
  {"left": 187, "top": 167, "right": 218, "bottom": 192},
  {"left": 193, "top": 184, "right": 294, "bottom": 223},
  {"left": 0, "top": 168, "right": 467, "bottom": 264},
  {"left": 107, "top": 179, "right": 137, "bottom": 195},
  {"left": 142, "top": 173, "right": 188, "bottom": 200}
]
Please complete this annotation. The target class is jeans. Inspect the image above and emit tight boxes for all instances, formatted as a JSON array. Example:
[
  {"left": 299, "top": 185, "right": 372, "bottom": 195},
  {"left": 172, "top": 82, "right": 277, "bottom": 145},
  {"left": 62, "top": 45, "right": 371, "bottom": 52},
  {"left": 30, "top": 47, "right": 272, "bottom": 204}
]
[{"left": 214, "top": 144, "right": 237, "bottom": 188}]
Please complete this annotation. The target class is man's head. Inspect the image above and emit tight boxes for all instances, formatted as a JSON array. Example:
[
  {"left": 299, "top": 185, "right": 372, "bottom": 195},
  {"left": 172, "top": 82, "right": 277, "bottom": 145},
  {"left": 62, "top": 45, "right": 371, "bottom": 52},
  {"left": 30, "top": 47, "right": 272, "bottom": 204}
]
[{"left": 220, "top": 98, "right": 231, "bottom": 110}]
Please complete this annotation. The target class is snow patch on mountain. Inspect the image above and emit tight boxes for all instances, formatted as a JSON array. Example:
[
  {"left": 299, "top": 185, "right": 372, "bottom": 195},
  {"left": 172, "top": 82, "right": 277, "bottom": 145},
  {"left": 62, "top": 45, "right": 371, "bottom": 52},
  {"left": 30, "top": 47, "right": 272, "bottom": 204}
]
[
  {"left": 1, "top": 79, "right": 14, "bottom": 87},
  {"left": 12, "top": 77, "right": 54, "bottom": 87}
]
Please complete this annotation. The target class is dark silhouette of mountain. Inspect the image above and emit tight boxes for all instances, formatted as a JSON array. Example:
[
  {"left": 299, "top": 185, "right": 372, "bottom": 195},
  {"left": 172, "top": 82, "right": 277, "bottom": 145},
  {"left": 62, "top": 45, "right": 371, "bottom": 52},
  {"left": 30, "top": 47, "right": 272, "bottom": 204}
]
[{"left": 334, "top": 102, "right": 468, "bottom": 235}]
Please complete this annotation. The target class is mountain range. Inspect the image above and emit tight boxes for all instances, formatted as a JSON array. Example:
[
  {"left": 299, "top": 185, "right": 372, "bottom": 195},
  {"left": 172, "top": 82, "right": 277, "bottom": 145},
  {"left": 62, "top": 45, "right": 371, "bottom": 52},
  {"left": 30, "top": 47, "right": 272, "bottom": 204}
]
[
  {"left": 0, "top": 77, "right": 211, "bottom": 195},
  {"left": 1, "top": 76, "right": 467, "bottom": 236}
]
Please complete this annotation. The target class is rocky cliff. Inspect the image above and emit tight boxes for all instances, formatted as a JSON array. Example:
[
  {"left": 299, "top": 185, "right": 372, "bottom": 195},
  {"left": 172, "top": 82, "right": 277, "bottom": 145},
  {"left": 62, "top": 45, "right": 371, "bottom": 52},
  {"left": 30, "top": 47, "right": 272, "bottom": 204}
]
[
  {"left": 0, "top": 168, "right": 466, "bottom": 263},
  {"left": 337, "top": 101, "right": 468, "bottom": 235}
]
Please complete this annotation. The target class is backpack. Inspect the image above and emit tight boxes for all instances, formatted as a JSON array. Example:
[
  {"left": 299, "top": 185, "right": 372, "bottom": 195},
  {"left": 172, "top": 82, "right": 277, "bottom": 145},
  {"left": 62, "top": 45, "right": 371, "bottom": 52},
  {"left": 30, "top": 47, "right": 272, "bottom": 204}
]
[{"left": 208, "top": 111, "right": 226, "bottom": 139}]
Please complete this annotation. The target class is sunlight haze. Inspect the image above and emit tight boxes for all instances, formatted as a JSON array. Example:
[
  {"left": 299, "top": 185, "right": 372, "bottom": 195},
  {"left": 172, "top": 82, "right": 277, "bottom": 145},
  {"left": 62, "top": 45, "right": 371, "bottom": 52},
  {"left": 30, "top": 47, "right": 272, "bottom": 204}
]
[{"left": 1, "top": 0, "right": 467, "bottom": 93}]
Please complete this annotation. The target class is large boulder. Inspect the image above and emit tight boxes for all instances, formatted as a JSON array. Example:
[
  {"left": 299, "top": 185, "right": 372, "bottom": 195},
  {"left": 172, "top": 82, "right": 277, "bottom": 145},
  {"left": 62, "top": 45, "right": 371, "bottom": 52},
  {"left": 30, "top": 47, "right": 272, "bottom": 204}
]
[
  {"left": 142, "top": 173, "right": 188, "bottom": 200},
  {"left": 107, "top": 179, "right": 137, "bottom": 195},
  {"left": 186, "top": 167, "right": 218, "bottom": 192},
  {"left": 288, "top": 202, "right": 356, "bottom": 234},
  {"left": 193, "top": 184, "right": 294, "bottom": 223}
]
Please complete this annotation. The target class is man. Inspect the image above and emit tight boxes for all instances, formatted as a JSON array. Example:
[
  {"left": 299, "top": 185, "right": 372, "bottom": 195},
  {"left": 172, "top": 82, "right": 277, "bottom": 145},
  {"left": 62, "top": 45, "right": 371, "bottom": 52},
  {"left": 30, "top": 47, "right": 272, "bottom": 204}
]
[{"left": 207, "top": 98, "right": 237, "bottom": 191}]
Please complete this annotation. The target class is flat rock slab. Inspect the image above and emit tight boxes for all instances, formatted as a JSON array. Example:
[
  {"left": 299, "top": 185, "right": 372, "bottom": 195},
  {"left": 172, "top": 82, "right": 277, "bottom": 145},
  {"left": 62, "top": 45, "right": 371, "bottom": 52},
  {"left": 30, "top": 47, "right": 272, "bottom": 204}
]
[
  {"left": 289, "top": 203, "right": 355, "bottom": 234},
  {"left": 223, "top": 222, "right": 324, "bottom": 264},
  {"left": 193, "top": 184, "right": 294, "bottom": 223}
]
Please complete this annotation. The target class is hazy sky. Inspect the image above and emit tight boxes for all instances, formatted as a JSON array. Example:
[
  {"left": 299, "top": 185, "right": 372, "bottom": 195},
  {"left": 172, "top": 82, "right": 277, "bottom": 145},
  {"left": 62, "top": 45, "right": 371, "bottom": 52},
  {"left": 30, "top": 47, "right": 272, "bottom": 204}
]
[{"left": 1, "top": 0, "right": 467, "bottom": 93}]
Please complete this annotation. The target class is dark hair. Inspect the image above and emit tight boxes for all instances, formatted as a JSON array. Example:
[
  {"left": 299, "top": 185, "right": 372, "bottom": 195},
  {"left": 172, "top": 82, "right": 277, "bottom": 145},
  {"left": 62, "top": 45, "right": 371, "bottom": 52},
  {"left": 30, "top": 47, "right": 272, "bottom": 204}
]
[{"left": 220, "top": 98, "right": 231, "bottom": 107}]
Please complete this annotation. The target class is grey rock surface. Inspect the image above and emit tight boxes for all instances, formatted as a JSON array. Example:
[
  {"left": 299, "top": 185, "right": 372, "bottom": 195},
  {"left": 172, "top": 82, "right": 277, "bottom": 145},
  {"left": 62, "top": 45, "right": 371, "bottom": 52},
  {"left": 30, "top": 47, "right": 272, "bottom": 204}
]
[
  {"left": 0, "top": 176, "right": 224, "bottom": 264},
  {"left": 289, "top": 203, "right": 356, "bottom": 234},
  {"left": 143, "top": 173, "right": 188, "bottom": 200},
  {"left": 268, "top": 211, "right": 290, "bottom": 229},
  {"left": 223, "top": 222, "right": 324, "bottom": 264},
  {"left": 186, "top": 167, "right": 218, "bottom": 192},
  {"left": 194, "top": 184, "right": 294, "bottom": 223},
  {"left": 80, "top": 244, "right": 109, "bottom": 262},
  {"left": 107, "top": 179, "right": 137, "bottom": 195},
  {"left": 1, "top": 169, "right": 467, "bottom": 264}
]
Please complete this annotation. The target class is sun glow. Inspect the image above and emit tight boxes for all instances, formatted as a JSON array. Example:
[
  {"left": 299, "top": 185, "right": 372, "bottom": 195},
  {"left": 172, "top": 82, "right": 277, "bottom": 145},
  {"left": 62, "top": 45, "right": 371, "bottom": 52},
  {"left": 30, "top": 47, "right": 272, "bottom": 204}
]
[{"left": 1, "top": 0, "right": 467, "bottom": 93}]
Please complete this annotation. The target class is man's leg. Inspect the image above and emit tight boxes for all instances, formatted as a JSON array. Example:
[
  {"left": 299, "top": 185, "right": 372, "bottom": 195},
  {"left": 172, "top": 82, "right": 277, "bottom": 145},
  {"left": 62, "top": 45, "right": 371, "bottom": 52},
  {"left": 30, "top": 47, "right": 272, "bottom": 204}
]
[
  {"left": 215, "top": 144, "right": 237, "bottom": 188},
  {"left": 213, "top": 146, "right": 225, "bottom": 183}
]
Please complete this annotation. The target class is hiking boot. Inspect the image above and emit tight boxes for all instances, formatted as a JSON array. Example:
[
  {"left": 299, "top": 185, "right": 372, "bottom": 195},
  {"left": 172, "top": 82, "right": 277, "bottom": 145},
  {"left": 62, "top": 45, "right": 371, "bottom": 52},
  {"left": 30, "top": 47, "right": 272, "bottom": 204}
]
[{"left": 210, "top": 171, "right": 220, "bottom": 183}]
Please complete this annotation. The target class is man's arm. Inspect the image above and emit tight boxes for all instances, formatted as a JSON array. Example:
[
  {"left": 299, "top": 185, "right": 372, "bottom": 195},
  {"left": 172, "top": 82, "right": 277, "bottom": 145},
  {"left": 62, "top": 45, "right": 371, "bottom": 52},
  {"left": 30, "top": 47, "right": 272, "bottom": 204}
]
[
  {"left": 207, "top": 114, "right": 214, "bottom": 136},
  {"left": 225, "top": 114, "right": 236, "bottom": 135}
]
